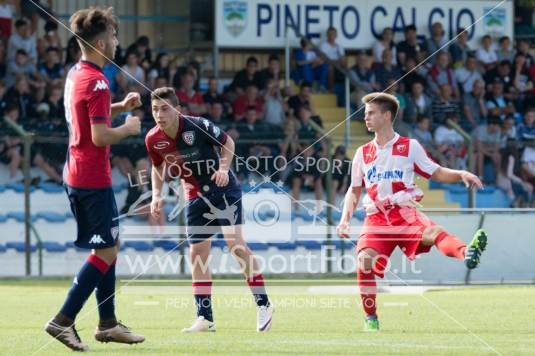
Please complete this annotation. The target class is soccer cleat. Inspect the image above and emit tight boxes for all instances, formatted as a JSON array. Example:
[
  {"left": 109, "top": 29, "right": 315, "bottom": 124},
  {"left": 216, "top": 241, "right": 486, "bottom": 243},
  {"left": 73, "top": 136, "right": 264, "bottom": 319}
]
[
  {"left": 363, "top": 317, "right": 380, "bottom": 332},
  {"left": 44, "top": 319, "right": 89, "bottom": 352},
  {"left": 182, "top": 316, "right": 216, "bottom": 333},
  {"left": 257, "top": 304, "right": 274, "bottom": 332},
  {"left": 464, "top": 229, "right": 488, "bottom": 269},
  {"left": 94, "top": 322, "right": 145, "bottom": 344}
]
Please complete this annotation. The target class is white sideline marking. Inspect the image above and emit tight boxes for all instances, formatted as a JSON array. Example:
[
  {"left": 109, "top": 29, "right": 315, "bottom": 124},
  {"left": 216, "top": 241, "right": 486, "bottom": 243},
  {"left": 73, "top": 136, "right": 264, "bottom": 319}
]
[
  {"left": 307, "top": 285, "right": 450, "bottom": 295},
  {"left": 133, "top": 301, "right": 160, "bottom": 306}
]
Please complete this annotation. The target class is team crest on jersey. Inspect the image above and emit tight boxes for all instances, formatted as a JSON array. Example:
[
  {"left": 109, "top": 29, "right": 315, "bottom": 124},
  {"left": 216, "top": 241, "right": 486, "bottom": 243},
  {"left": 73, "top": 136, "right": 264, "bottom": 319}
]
[
  {"left": 213, "top": 126, "right": 221, "bottom": 137},
  {"left": 182, "top": 131, "right": 196, "bottom": 146},
  {"left": 154, "top": 141, "right": 170, "bottom": 150},
  {"left": 397, "top": 144, "right": 406, "bottom": 153},
  {"left": 393, "top": 142, "right": 409, "bottom": 157}
]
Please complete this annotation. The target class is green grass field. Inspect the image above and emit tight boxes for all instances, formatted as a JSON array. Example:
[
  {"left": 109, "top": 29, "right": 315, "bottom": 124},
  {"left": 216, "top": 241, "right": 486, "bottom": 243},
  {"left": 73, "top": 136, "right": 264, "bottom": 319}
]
[{"left": 0, "top": 279, "right": 534, "bottom": 355}]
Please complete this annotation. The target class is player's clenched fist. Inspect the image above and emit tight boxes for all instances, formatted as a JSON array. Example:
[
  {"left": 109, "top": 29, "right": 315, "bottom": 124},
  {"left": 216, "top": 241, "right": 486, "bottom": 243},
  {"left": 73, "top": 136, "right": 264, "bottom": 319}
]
[
  {"left": 125, "top": 115, "right": 141, "bottom": 135},
  {"left": 151, "top": 196, "right": 163, "bottom": 217},
  {"left": 211, "top": 169, "right": 229, "bottom": 187},
  {"left": 336, "top": 221, "right": 351, "bottom": 239},
  {"left": 122, "top": 92, "right": 142, "bottom": 111}
]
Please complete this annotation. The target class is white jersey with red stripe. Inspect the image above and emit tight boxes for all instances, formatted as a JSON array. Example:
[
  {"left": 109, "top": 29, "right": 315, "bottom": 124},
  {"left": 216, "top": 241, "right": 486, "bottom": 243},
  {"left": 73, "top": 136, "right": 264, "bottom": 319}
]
[{"left": 351, "top": 133, "right": 440, "bottom": 215}]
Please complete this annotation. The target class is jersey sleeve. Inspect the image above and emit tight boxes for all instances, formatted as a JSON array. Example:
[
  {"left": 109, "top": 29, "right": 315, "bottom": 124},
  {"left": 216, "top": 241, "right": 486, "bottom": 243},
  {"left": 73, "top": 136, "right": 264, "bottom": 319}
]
[
  {"left": 411, "top": 139, "right": 440, "bottom": 179},
  {"left": 350, "top": 147, "right": 365, "bottom": 187},
  {"left": 145, "top": 134, "right": 164, "bottom": 167},
  {"left": 87, "top": 78, "right": 111, "bottom": 125},
  {"left": 197, "top": 117, "right": 228, "bottom": 147}
]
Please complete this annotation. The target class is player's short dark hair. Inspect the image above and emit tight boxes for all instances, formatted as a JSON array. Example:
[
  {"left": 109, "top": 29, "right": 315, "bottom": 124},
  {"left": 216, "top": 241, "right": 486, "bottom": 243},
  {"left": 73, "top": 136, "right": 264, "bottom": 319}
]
[
  {"left": 69, "top": 7, "right": 118, "bottom": 47},
  {"left": 362, "top": 92, "right": 400, "bottom": 122},
  {"left": 151, "top": 87, "right": 179, "bottom": 107}
]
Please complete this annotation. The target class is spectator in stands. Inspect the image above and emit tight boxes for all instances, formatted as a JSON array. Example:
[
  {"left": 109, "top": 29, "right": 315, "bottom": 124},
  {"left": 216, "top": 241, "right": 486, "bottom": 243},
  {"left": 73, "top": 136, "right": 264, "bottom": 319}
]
[
  {"left": 294, "top": 37, "right": 328, "bottom": 90},
  {"left": 401, "top": 56, "right": 426, "bottom": 92},
  {"left": 233, "top": 84, "right": 263, "bottom": 121},
  {"left": 6, "top": 49, "right": 36, "bottom": 88},
  {"left": 278, "top": 116, "right": 299, "bottom": 163},
  {"left": 0, "top": 104, "right": 22, "bottom": 181},
  {"left": 38, "top": 47, "right": 65, "bottom": 87},
  {"left": 516, "top": 39, "right": 534, "bottom": 67},
  {"left": 497, "top": 139, "right": 533, "bottom": 207},
  {"left": 476, "top": 35, "right": 498, "bottom": 71},
  {"left": 331, "top": 145, "right": 350, "bottom": 203},
  {"left": 426, "top": 22, "right": 447, "bottom": 61},
  {"left": 37, "top": 20, "right": 62, "bottom": 62},
  {"left": 147, "top": 53, "right": 173, "bottom": 89},
  {"left": 474, "top": 116, "right": 502, "bottom": 179},
  {"left": 19, "top": 0, "right": 53, "bottom": 33},
  {"left": 102, "top": 62, "right": 125, "bottom": 99},
  {"left": 319, "top": 26, "right": 347, "bottom": 89},
  {"left": 121, "top": 51, "right": 145, "bottom": 88},
  {"left": 449, "top": 28, "right": 471, "bottom": 67},
  {"left": 6, "top": 75, "right": 35, "bottom": 122},
  {"left": 385, "top": 79, "right": 406, "bottom": 124},
  {"left": 205, "top": 100, "right": 231, "bottom": 129},
  {"left": 484, "top": 60, "right": 515, "bottom": 100},
  {"left": 229, "top": 56, "right": 262, "bottom": 97},
  {"left": 259, "top": 54, "right": 282, "bottom": 91},
  {"left": 7, "top": 18, "right": 37, "bottom": 65},
  {"left": 43, "top": 85, "right": 65, "bottom": 120},
  {"left": 0, "top": 80, "right": 7, "bottom": 114},
  {"left": 501, "top": 114, "right": 517, "bottom": 143},
  {"left": 496, "top": 36, "right": 514, "bottom": 63},
  {"left": 126, "top": 35, "right": 152, "bottom": 70},
  {"left": 202, "top": 77, "right": 225, "bottom": 106},
  {"left": 0, "top": 40, "right": 6, "bottom": 78},
  {"left": 486, "top": 79, "right": 516, "bottom": 120},
  {"left": 372, "top": 27, "right": 396, "bottom": 65},
  {"left": 517, "top": 108, "right": 535, "bottom": 140},
  {"left": 404, "top": 81, "right": 432, "bottom": 125},
  {"left": 427, "top": 51, "right": 459, "bottom": 98},
  {"left": 521, "top": 137, "right": 535, "bottom": 188},
  {"left": 0, "top": 0, "right": 16, "bottom": 42},
  {"left": 373, "top": 49, "right": 400, "bottom": 91},
  {"left": 175, "top": 72, "right": 207, "bottom": 116},
  {"left": 434, "top": 113, "right": 467, "bottom": 169},
  {"left": 288, "top": 81, "right": 313, "bottom": 117},
  {"left": 455, "top": 55, "right": 483, "bottom": 94},
  {"left": 432, "top": 84, "right": 461, "bottom": 125},
  {"left": 349, "top": 51, "right": 377, "bottom": 107},
  {"left": 512, "top": 53, "right": 534, "bottom": 99},
  {"left": 64, "top": 35, "right": 81, "bottom": 70},
  {"left": 263, "top": 79, "right": 285, "bottom": 126},
  {"left": 462, "top": 79, "right": 487, "bottom": 130},
  {"left": 236, "top": 107, "right": 271, "bottom": 170},
  {"left": 412, "top": 115, "right": 447, "bottom": 166},
  {"left": 396, "top": 24, "right": 426, "bottom": 67}
]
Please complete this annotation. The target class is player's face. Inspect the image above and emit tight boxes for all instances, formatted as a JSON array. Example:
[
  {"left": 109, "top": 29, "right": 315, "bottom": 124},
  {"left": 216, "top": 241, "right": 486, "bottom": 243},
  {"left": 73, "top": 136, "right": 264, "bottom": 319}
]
[
  {"left": 364, "top": 103, "right": 392, "bottom": 132},
  {"left": 101, "top": 27, "right": 118, "bottom": 63},
  {"left": 152, "top": 99, "right": 179, "bottom": 131}
]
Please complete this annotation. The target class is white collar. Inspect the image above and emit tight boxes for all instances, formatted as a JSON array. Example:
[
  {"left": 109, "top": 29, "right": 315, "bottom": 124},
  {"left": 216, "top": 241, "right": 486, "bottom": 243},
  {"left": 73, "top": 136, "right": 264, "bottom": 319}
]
[{"left": 374, "top": 132, "right": 399, "bottom": 149}]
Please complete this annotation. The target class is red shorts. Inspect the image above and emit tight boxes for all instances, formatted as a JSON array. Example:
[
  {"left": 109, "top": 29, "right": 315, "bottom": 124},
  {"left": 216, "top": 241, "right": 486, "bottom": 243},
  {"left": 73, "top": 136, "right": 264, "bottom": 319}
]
[{"left": 357, "top": 206, "right": 436, "bottom": 278}]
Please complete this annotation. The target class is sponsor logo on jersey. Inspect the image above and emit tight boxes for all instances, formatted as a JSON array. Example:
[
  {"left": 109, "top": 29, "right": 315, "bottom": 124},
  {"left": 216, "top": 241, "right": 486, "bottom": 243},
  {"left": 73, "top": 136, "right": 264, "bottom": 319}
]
[
  {"left": 154, "top": 141, "right": 171, "bottom": 150},
  {"left": 366, "top": 166, "right": 404, "bottom": 184},
  {"left": 93, "top": 80, "right": 108, "bottom": 91},
  {"left": 182, "top": 131, "right": 196, "bottom": 146}
]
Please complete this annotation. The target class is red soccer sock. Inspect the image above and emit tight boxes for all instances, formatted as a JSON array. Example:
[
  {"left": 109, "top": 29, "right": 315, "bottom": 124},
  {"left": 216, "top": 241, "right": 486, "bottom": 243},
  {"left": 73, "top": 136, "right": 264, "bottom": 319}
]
[
  {"left": 246, "top": 274, "right": 269, "bottom": 307},
  {"left": 357, "top": 269, "right": 377, "bottom": 318},
  {"left": 434, "top": 232, "right": 466, "bottom": 260}
]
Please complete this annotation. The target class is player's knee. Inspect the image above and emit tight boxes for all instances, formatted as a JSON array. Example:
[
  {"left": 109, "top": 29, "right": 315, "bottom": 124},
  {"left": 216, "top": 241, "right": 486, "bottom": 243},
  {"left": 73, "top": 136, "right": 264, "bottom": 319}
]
[
  {"left": 357, "top": 251, "right": 375, "bottom": 272},
  {"left": 421, "top": 225, "right": 445, "bottom": 245}
]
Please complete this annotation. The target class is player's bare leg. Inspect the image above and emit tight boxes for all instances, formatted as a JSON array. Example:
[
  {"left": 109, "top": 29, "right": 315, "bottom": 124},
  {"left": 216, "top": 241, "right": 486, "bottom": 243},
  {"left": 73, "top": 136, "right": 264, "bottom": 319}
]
[
  {"left": 222, "top": 225, "right": 273, "bottom": 332},
  {"left": 183, "top": 238, "right": 216, "bottom": 332},
  {"left": 357, "top": 248, "right": 380, "bottom": 332}
]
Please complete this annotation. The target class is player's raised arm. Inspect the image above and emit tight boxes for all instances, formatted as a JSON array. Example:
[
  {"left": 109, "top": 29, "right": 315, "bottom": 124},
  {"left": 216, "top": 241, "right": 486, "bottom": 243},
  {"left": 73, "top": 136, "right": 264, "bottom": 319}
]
[{"left": 111, "top": 92, "right": 142, "bottom": 118}]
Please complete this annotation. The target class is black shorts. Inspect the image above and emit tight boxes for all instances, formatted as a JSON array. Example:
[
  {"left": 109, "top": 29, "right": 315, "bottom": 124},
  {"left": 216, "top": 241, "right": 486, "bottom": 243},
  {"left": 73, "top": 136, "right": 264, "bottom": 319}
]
[
  {"left": 65, "top": 185, "right": 119, "bottom": 249},
  {"left": 185, "top": 188, "right": 243, "bottom": 244}
]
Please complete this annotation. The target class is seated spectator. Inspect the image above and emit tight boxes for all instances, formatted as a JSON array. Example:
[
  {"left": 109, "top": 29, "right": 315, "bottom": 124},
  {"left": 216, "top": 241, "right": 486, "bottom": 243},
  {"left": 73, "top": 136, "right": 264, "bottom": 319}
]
[
  {"left": 125, "top": 35, "right": 152, "bottom": 70},
  {"left": 349, "top": 51, "right": 378, "bottom": 107},
  {"left": 294, "top": 37, "right": 327, "bottom": 90},
  {"left": 236, "top": 107, "right": 272, "bottom": 170},
  {"left": 372, "top": 27, "right": 396, "bottom": 65},
  {"left": 288, "top": 81, "right": 313, "bottom": 117},
  {"left": 426, "top": 22, "right": 447, "bottom": 61},
  {"left": 431, "top": 84, "right": 461, "bottom": 125},
  {"left": 427, "top": 51, "right": 459, "bottom": 98},
  {"left": 385, "top": 79, "right": 406, "bottom": 125},
  {"left": 404, "top": 81, "right": 432, "bottom": 125},
  {"left": 148, "top": 53, "right": 173, "bottom": 89},
  {"left": 483, "top": 60, "right": 515, "bottom": 100},
  {"left": 501, "top": 114, "right": 517, "bottom": 144},
  {"left": 229, "top": 56, "right": 262, "bottom": 97},
  {"left": 517, "top": 108, "right": 535, "bottom": 140},
  {"left": 462, "top": 79, "right": 487, "bottom": 130},
  {"left": 516, "top": 39, "right": 534, "bottom": 67},
  {"left": 449, "top": 28, "right": 471, "bottom": 67},
  {"left": 455, "top": 55, "right": 483, "bottom": 95},
  {"left": 202, "top": 77, "right": 225, "bottom": 106},
  {"left": 37, "top": 20, "right": 62, "bottom": 61},
  {"left": 521, "top": 137, "right": 535, "bottom": 187},
  {"left": 396, "top": 24, "right": 427, "bottom": 67},
  {"left": 263, "top": 79, "right": 285, "bottom": 126},
  {"left": 512, "top": 53, "right": 534, "bottom": 98},
  {"left": 474, "top": 116, "right": 502, "bottom": 179},
  {"left": 373, "top": 48, "right": 401, "bottom": 91},
  {"left": 233, "top": 84, "right": 263, "bottom": 121},
  {"left": 434, "top": 113, "right": 467, "bottom": 169},
  {"left": 6, "top": 49, "right": 36, "bottom": 88},
  {"left": 476, "top": 35, "right": 498, "bottom": 71},
  {"left": 331, "top": 145, "right": 350, "bottom": 203},
  {"left": 0, "top": 80, "right": 7, "bottom": 114},
  {"left": 401, "top": 56, "right": 426, "bottom": 92},
  {"left": 0, "top": 0, "right": 15, "bottom": 43},
  {"left": 205, "top": 101, "right": 231, "bottom": 129},
  {"left": 7, "top": 18, "right": 37, "bottom": 65},
  {"left": 0, "top": 104, "right": 22, "bottom": 181},
  {"left": 6, "top": 76, "right": 35, "bottom": 122},
  {"left": 121, "top": 52, "right": 145, "bottom": 87},
  {"left": 64, "top": 35, "right": 81, "bottom": 71},
  {"left": 103, "top": 62, "right": 126, "bottom": 99},
  {"left": 319, "top": 26, "right": 347, "bottom": 89},
  {"left": 496, "top": 36, "right": 514, "bottom": 63},
  {"left": 485, "top": 79, "right": 516, "bottom": 120},
  {"left": 259, "top": 54, "right": 282, "bottom": 91},
  {"left": 497, "top": 140, "right": 533, "bottom": 207},
  {"left": 412, "top": 115, "right": 447, "bottom": 166},
  {"left": 175, "top": 72, "right": 207, "bottom": 117},
  {"left": 38, "top": 47, "right": 65, "bottom": 87},
  {"left": 44, "top": 85, "right": 65, "bottom": 119}
]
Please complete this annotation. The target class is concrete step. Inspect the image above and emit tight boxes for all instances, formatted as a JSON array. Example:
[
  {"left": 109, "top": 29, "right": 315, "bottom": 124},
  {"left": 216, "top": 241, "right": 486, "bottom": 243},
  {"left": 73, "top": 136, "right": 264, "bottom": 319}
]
[{"left": 310, "top": 94, "right": 337, "bottom": 108}]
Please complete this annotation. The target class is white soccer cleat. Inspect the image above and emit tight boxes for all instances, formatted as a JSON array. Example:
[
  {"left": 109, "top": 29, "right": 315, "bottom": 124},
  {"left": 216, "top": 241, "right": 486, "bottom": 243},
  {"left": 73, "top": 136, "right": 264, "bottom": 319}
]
[
  {"left": 257, "top": 304, "right": 274, "bottom": 332},
  {"left": 181, "top": 316, "right": 216, "bottom": 333}
]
